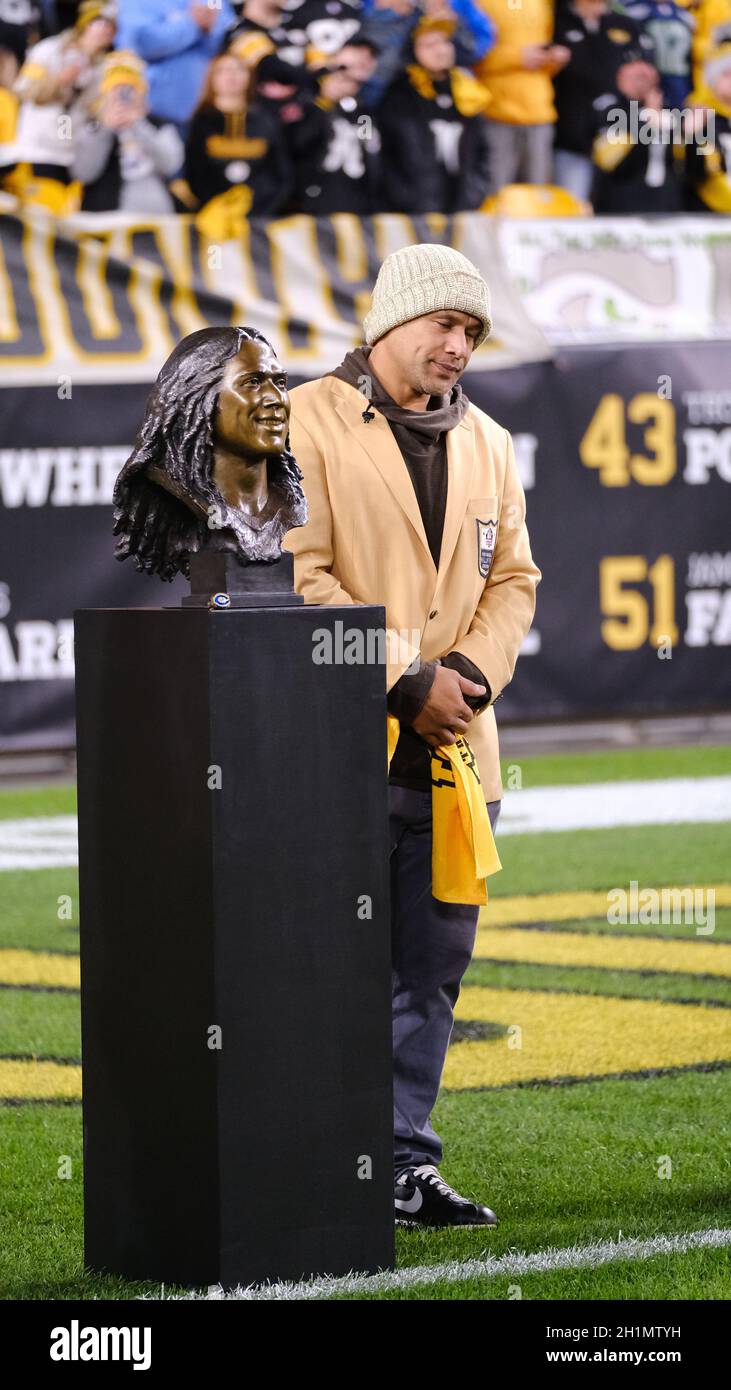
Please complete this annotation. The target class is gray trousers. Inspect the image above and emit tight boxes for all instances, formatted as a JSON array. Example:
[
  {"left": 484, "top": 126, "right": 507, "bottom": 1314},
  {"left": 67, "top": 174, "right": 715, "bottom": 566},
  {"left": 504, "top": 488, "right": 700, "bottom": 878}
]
[
  {"left": 389, "top": 783, "right": 501, "bottom": 1175},
  {"left": 485, "top": 119, "right": 554, "bottom": 193}
]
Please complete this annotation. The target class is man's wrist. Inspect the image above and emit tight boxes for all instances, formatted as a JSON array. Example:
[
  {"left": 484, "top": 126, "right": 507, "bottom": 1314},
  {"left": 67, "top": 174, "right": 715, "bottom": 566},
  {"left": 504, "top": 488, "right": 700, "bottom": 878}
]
[
  {"left": 440, "top": 651, "right": 493, "bottom": 710},
  {"left": 387, "top": 658, "right": 439, "bottom": 724}
]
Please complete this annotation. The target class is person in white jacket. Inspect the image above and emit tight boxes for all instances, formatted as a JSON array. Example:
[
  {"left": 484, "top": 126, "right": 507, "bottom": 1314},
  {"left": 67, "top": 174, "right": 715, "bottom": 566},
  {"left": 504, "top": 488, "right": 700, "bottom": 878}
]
[{"left": 11, "top": 0, "right": 116, "bottom": 210}]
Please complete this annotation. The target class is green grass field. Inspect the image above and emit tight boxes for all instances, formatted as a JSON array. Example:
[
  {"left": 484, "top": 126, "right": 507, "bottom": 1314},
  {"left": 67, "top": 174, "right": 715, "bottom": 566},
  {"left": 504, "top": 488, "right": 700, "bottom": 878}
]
[{"left": 1, "top": 746, "right": 730, "bottom": 1301}]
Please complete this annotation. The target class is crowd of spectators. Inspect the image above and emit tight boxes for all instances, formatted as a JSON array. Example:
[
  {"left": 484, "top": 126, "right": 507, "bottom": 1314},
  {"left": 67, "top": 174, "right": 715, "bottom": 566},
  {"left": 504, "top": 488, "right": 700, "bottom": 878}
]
[{"left": 0, "top": 0, "right": 730, "bottom": 222}]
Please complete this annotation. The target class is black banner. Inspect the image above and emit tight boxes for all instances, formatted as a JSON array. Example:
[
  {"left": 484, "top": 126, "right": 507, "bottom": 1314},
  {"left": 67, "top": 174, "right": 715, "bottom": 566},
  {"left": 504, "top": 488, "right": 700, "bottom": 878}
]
[
  {"left": 474, "top": 341, "right": 731, "bottom": 721},
  {"left": 1, "top": 343, "right": 730, "bottom": 747}
]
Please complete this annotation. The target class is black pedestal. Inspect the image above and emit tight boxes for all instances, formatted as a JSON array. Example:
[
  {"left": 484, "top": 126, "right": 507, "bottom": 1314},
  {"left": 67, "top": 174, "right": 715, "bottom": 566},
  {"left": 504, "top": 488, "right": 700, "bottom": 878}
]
[{"left": 74, "top": 604, "right": 394, "bottom": 1289}]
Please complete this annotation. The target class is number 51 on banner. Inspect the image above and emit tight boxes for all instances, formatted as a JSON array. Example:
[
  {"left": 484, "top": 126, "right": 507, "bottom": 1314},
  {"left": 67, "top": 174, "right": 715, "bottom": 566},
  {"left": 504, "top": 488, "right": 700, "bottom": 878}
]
[{"left": 600, "top": 556, "right": 679, "bottom": 649}]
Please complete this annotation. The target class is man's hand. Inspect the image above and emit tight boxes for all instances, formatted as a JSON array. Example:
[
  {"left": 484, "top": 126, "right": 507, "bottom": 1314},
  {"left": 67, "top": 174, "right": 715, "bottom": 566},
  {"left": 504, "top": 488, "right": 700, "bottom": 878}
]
[
  {"left": 412, "top": 666, "right": 486, "bottom": 748},
  {"left": 102, "top": 86, "right": 147, "bottom": 129},
  {"left": 522, "top": 43, "right": 570, "bottom": 72},
  {"left": 546, "top": 43, "right": 571, "bottom": 70},
  {"left": 522, "top": 43, "right": 549, "bottom": 70}
]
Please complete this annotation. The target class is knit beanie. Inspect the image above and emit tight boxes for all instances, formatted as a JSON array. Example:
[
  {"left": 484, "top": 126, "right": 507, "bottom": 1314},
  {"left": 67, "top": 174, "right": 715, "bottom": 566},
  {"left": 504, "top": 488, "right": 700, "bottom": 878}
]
[
  {"left": 99, "top": 50, "right": 147, "bottom": 95},
  {"left": 75, "top": 0, "right": 117, "bottom": 32},
  {"left": 362, "top": 243, "right": 491, "bottom": 348}
]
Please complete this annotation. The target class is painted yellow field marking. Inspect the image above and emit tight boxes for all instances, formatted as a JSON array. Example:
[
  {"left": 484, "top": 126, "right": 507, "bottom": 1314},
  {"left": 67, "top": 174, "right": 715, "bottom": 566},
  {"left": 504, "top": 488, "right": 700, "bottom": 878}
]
[
  {"left": 444, "top": 987, "right": 731, "bottom": 1089},
  {"left": 3, "top": 882, "right": 730, "bottom": 1100},
  {"left": 0, "top": 1058, "right": 81, "bottom": 1099},
  {"left": 481, "top": 886, "right": 731, "bottom": 928},
  {"left": 474, "top": 928, "right": 731, "bottom": 978},
  {"left": 0, "top": 950, "right": 79, "bottom": 988}
]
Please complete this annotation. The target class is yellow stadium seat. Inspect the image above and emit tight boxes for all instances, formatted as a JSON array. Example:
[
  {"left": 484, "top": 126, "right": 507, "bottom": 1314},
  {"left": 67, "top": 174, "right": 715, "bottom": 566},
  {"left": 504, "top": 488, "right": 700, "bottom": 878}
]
[{"left": 480, "top": 183, "right": 591, "bottom": 216}]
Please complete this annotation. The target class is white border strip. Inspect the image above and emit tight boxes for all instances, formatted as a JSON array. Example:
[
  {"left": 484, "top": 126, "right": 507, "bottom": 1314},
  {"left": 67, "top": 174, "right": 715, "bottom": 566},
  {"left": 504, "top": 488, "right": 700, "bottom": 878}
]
[
  {"left": 157, "top": 1227, "right": 731, "bottom": 1301},
  {"left": 500, "top": 777, "right": 731, "bottom": 835},
  {"left": 3, "top": 777, "right": 731, "bottom": 868}
]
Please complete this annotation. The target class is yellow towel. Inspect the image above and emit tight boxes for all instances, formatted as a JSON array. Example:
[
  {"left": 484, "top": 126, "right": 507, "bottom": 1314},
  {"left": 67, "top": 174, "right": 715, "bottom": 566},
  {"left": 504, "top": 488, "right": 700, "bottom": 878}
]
[
  {"left": 195, "top": 185, "right": 253, "bottom": 241},
  {"left": 387, "top": 715, "right": 502, "bottom": 905},
  {"left": 15, "top": 172, "right": 81, "bottom": 215}
]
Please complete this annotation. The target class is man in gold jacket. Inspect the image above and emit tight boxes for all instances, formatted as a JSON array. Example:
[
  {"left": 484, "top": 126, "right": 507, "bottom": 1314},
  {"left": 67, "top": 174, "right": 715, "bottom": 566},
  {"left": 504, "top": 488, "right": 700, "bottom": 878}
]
[{"left": 284, "top": 242, "right": 540, "bottom": 1227}]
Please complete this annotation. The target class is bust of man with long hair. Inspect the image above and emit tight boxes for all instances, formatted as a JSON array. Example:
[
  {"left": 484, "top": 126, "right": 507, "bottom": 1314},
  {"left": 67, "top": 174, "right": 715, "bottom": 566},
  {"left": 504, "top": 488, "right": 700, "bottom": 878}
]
[{"left": 112, "top": 326, "right": 307, "bottom": 581}]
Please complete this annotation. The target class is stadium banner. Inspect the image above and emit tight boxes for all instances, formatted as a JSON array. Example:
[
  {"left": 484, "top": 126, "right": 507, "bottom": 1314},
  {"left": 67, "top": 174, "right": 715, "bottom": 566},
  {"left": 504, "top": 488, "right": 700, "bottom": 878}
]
[
  {"left": 0, "top": 202, "right": 551, "bottom": 385},
  {"left": 498, "top": 214, "right": 731, "bottom": 345},
  {"left": 0, "top": 208, "right": 730, "bottom": 747}
]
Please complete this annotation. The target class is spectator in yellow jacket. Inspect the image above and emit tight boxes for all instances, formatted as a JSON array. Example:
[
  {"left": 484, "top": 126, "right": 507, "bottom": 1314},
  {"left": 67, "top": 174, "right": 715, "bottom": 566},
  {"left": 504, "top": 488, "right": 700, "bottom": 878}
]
[
  {"left": 686, "top": 42, "right": 731, "bottom": 209},
  {"left": 688, "top": 0, "right": 731, "bottom": 98},
  {"left": 474, "top": 0, "right": 570, "bottom": 188}
]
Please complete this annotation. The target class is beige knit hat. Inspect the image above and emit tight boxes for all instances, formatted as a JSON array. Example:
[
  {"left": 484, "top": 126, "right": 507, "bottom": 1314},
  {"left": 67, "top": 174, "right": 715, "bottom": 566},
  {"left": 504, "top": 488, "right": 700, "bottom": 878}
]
[{"left": 362, "top": 243, "right": 491, "bottom": 348}]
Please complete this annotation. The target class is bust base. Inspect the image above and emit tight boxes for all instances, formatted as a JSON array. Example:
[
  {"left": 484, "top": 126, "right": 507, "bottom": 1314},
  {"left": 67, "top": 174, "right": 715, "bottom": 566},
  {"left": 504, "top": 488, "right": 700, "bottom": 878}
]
[{"left": 179, "top": 551, "right": 304, "bottom": 608}]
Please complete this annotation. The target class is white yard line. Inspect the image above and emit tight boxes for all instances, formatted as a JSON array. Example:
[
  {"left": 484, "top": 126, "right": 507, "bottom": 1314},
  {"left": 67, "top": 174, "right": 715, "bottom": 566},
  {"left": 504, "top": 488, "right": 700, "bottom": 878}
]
[
  {"left": 0, "top": 815, "right": 78, "bottom": 869},
  {"left": 1, "top": 775, "right": 730, "bottom": 868},
  {"left": 157, "top": 1226, "right": 731, "bottom": 1300},
  {"left": 499, "top": 776, "right": 731, "bottom": 835}
]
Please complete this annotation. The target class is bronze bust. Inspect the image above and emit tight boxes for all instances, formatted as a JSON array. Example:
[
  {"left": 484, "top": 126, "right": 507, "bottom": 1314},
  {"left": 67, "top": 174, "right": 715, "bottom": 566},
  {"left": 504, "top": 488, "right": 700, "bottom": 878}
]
[{"left": 112, "top": 326, "right": 307, "bottom": 581}]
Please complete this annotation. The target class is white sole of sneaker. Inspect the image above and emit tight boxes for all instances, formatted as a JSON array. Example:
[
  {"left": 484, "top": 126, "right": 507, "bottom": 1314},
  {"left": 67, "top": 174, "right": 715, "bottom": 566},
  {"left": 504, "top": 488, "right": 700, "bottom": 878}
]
[{"left": 395, "top": 1217, "right": 499, "bottom": 1229}]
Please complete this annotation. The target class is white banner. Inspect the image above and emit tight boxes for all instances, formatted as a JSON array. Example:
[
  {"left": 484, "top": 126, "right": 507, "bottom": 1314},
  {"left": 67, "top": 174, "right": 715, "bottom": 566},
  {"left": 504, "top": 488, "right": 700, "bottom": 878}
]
[{"left": 499, "top": 214, "right": 731, "bottom": 344}]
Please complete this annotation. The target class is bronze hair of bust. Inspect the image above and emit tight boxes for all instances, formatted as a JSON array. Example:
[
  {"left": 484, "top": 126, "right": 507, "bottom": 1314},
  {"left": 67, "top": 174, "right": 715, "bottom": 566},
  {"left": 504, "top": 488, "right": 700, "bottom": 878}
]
[{"left": 112, "top": 326, "right": 307, "bottom": 581}]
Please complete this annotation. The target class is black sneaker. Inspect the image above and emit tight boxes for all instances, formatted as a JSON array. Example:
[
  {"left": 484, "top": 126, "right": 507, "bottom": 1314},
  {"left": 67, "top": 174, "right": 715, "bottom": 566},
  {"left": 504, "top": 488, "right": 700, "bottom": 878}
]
[{"left": 394, "top": 1163, "right": 498, "bottom": 1227}]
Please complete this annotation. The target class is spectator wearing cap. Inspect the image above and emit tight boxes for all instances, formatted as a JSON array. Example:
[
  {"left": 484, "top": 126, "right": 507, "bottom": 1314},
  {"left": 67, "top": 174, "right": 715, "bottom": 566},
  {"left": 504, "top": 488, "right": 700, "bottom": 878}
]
[
  {"left": 179, "top": 48, "right": 294, "bottom": 230},
  {"left": 553, "top": 0, "right": 656, "bottom": 200},
  {"left": 116, "top": 0, "right": 235, "bottom": 134},
  {"left": 591, "top": 51, "right": 686, "bottom": 212},
  {"left": 11, "top": 0, "right": 116, "bottom": 212},
  {"left": 474, "top": 0, "right": 570, "bottom": 189},
  {"left": 71, "top": 49, "right": 183, "bottom": 212},
  {"left": 286, "top": 42, "right": 383, "bottom": 214},
  {"left": 357, "top": 0, "right": 495, "bottom": 110},
  {"left": 378, "top": 17, "right": 492, "bottom": 213}
]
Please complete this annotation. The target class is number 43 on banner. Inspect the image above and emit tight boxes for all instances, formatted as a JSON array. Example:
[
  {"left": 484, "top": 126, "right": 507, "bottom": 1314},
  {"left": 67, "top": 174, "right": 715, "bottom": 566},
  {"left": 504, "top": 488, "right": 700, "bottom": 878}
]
[{"left": 580, "top": 395, "right": 675, "bottom": 486}]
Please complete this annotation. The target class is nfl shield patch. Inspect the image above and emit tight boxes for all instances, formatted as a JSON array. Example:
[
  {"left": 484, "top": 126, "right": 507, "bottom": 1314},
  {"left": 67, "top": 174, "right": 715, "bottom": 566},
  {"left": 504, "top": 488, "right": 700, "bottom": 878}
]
[{"left": 476, "top": 517, "right": 498, "bottom": 578}]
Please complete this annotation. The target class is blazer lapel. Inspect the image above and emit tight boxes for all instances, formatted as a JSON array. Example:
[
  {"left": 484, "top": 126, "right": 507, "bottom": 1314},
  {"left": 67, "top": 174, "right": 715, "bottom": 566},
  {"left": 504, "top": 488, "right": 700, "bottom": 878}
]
[
  {"left": 436, "top": 412, "right": 476, "bottom": 589},
  {"left": 333, "top": 389, "right": 434, "bottom": 569}
]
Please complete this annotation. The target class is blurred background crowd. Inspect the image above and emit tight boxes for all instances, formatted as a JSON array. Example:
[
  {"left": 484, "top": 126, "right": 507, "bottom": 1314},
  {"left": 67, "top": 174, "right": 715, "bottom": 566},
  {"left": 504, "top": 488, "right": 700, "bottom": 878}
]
[{"left": 0, "top": 0, "right": 730, "bottom": 226}]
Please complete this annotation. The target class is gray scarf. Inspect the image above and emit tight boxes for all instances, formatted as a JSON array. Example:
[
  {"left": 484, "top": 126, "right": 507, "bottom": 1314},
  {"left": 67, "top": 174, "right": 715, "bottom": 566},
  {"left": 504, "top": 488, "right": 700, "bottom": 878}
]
[{"left": 328, "top": 344, "right": 469, "bottom": 441}]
